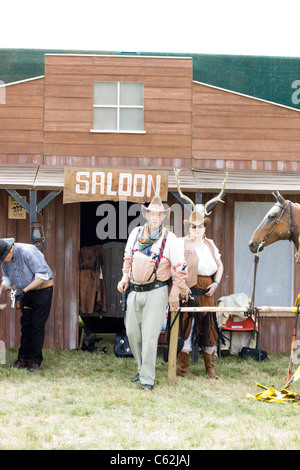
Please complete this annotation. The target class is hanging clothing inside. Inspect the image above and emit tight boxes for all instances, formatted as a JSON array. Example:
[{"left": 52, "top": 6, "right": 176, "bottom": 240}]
[{"left": 79, "top": 245, "right": 106, "bottom": 314}]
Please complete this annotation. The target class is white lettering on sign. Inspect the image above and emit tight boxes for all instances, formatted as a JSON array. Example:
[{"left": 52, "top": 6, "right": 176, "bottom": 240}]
[
  {"left": 75, "top": 172, "right": 161, "bottom": 198},
  {"left": 119, "top": 173, "right": 132, "bottom": 196},
  {"left": 64, "top": 167, "right": 168, "bottom": 204},
  {"left": 92, "top": 172, "right": 105, "bottom": 195},
  {"left": 291, "top": 80, "right": 300, "bottom": 105},
  {"left": 107, "top": 172, "right": 117, "bottom": 196},
  {"left": 133, "top": 174, "right": 145, "bottom": 197},
  {"left": 147, "top": 174, "right": 161, "bottom": 197},
  {"left": 75, "top": 171, "right": 90, "bottom": 194}
]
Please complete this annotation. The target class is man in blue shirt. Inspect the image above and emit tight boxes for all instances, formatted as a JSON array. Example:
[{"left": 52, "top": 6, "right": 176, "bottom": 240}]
[{"left": 0, "top": 238, "right": 53, "bottom": 372}]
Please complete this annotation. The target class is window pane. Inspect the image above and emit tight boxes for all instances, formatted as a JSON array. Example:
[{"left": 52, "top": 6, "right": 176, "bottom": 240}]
[
  {"left": 120, "top": 108, "right": 143, "bottom": 131},
  {"left": 120, "top": 83, "right": 143, "bottom": 106},
  {"left": 94, "top": 82, "right": 118, "bottom": 105},
  {"left": 93, "top": 107, "right": 117, "bottom": 130},
  {"left": 234, "top": 202, "right": 293, "bottom": 306}
]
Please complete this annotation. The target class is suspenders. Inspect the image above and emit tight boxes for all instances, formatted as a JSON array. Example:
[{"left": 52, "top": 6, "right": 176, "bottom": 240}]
[
  {"left": 131, "top": 227, "right": 169, "bottom": 281},
  {"left": 153, "top": 229, "right": 168, "bottom": 274}
]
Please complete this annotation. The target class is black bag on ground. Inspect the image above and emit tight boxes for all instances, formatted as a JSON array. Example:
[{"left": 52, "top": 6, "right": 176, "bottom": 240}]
[
  {"left": 114, "top": 330, "right": 133, "bottom": 357},
  {"left": 238, "top": 347, "right": 268, "bottom": 361}
]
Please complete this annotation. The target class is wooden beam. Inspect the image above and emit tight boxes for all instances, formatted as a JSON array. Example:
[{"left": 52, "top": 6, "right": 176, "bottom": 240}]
[
  {"left": 37, "top": 190, "right": 61, "bottom": 212},
  {"left": 179, "top": 306, "right": 300, "bottom": 313}
]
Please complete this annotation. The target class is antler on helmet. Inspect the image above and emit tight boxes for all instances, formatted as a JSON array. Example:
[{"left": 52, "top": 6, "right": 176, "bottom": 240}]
[{"left": 174, "top": 168, "right": 228, "bottom": 216}]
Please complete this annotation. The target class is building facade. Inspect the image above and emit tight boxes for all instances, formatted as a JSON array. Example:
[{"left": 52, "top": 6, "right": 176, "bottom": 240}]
[{"left": 0, "top": 51, "right": 300, "bottom": 352}]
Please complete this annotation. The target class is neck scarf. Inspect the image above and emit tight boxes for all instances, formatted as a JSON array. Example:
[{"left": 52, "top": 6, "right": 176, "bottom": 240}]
[{"left": 138, "top": 224, "right": 164, "bottom": 256}]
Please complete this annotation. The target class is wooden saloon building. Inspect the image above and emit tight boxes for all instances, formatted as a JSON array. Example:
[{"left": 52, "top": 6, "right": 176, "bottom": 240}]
[{"left": 0, "top": 49, "right": 300, "bottom": 353}]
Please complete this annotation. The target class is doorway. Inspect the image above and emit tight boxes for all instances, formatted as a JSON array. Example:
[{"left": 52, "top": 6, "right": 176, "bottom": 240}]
[{"left": 80, "top": 200, "right": 143, "bottom": 332}]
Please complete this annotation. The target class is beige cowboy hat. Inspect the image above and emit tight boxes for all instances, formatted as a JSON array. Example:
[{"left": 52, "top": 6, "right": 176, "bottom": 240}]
[
  {"left": 0, "top": 238, "right": 15, "bottom": 264},
  {"left": 141, "top": 196, "right": 170, "bottom": 220},
  {"left": 183, "top": 211, "right": 211, "bottom": 228}
]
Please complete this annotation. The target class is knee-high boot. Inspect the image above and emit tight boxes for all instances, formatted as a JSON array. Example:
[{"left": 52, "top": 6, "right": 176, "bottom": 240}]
[
  {"left": 176, "top": 351, "right": 196, "bottom": 377},
  {"left": 202, "top": 350, "right": 219, "bottom": 379}
]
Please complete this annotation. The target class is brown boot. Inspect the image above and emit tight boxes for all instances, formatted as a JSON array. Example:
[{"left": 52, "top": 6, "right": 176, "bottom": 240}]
[
  {"left": 202, "top": 351, "right": 219, "bottom": 379},
  {"left": 176, "top": 351, "right": 196, "bottom": 378}
]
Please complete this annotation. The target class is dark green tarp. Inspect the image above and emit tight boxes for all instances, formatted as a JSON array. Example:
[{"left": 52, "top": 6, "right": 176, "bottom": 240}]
[{"left": 1, "top": 48, "right": 299, "bottom": 110}]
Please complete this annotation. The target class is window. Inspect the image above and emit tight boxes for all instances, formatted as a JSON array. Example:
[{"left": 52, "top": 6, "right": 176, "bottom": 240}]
[
  {"left": 92, "top": 82, "right": 144, "bottom": 133},
  {"left": 234, "top": 202, "right": 294, "bottom": 307}
]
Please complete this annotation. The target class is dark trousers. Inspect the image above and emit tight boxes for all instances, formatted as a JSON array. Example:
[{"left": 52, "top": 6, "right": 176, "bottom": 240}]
[{"left": 18, "top": 286, "right": 53, "bottom": 365}]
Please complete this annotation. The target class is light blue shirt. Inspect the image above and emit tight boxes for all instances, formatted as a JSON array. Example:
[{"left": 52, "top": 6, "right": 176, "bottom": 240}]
[{"left": 1, "top": 243, "right": 52, "bottom": 290}]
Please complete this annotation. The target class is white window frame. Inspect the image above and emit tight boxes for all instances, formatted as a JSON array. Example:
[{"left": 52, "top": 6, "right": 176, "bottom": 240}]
[{"left": 91, "top": 81, "right": 145, "bottom": 134}]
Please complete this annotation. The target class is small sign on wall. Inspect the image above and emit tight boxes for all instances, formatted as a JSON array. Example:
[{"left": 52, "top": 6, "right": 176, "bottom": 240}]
[{"left": 8, "top": 196, "right": 27, "bottom": 219}]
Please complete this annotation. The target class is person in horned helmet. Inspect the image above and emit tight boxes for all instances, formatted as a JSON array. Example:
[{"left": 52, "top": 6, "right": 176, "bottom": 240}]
[
  {"left": 117, "top": 194, "right": 188, "bottom": 390},
  {"left": 174, "top": 169, "right": 227, "bottom": 379}
]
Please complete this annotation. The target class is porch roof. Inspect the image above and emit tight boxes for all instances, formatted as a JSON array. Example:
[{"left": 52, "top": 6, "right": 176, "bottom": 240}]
[
  {"left": 0, "top": 164, "right": 64, "bottom": 190},
  {"left": 0, "top": 164, "right": 299, "bottom": 194},
  {"left": 169, "top": 167, "right": 300, "bottom": 194}
]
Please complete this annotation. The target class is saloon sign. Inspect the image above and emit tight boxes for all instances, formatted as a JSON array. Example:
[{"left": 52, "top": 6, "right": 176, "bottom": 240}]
[{"left": 63, "top": 167, "right": 168, "bottom": 204}]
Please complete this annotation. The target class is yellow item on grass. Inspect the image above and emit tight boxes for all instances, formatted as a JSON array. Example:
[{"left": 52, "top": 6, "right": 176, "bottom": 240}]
[{"left": 247, "top": 365, "right": 300, "bottom": 404}]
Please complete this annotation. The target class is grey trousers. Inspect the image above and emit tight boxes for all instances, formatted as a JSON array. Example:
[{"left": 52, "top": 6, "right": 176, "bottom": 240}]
[{"left": 125, "top": 285, "right": 168, "bottom": 386}]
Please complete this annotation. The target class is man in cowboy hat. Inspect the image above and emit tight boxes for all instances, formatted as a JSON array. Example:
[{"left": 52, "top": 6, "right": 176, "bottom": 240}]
[
  {"left": 0, "top": 238, "right": 53, "bottom": 372},
  {"left": 117, "top": 195, "right": 188, "bottom": 390}
]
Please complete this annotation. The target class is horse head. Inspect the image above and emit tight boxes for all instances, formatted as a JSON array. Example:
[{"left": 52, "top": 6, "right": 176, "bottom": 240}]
[{"left": 249, "top": 191, "right": 296, "bottom": 253}]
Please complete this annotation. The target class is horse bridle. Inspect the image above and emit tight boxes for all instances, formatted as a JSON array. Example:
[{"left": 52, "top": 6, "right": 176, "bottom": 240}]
[{"left": 258, "top": 200, "right": 294, "bottom": 251}]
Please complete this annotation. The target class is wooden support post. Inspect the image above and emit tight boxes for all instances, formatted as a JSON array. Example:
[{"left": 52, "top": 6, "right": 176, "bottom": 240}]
[
  {"left": 167, "top": 310, "right": 180, "bottom": 385},
  {"left": 6, "top": 188, "right": 60, "bottom": 242}
]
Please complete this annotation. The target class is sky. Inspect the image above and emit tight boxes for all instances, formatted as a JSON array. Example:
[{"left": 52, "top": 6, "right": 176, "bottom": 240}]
[{"left": 1, "top": 0, "right": 299, "bottom": 58}]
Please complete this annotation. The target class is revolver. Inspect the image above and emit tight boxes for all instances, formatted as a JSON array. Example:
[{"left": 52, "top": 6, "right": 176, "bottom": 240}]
[
  {"left": 120, "top": 292, "right": 127, "bottom": 313},
  {"left": 9, "top": 289, "right": 17, "bottom": 309}
]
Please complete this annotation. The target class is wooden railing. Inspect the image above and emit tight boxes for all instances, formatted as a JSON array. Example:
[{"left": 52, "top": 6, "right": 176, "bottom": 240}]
[{"left": 167, "top": 306, "right": 299, "bottom": 385}]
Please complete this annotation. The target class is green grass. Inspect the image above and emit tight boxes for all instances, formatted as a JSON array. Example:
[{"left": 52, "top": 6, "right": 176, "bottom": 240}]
[{"left": 0, "top": 342, "right": 299, "bottom": 450}]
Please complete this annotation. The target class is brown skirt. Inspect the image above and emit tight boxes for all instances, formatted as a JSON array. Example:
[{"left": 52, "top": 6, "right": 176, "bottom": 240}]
[{"left": 180, "top": 275, "right": 219, "bottom": 348}]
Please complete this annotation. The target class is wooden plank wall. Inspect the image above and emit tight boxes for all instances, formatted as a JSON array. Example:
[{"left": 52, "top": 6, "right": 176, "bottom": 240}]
[
  {"left": 0, "top": 78, "right": 44, "bottom": 163},
  {"left": 260, "top": 314, "right": 297, "bottom": 353},
  {"left": 0, "top": 187, "right": 297, "bottom": 352},
  {"left": 43, "top": 55, "right": 193, "bottom": 168},
  {"left": 0, "top": 190, "right": 80, "bottom": 350},
  {"left": 192, "top": 82, "right": 300, "bottom": 165}
]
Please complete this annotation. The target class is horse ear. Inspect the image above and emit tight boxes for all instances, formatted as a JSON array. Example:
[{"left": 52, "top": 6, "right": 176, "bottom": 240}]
[
  {"left": 276, "top": 191, "right": 285, "bottom": 205},
  {"left": 272, "top": 192, "right": 278, "bottom": 202}
]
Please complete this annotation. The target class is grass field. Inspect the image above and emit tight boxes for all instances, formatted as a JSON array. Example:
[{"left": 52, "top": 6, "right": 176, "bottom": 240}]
[{"left": 0, "top": 340, "right": 299, "bottom": 451}]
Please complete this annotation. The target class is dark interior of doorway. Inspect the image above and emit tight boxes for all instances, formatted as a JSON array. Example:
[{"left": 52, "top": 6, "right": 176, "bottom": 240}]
[{"left": 80, "top": 201, "right": 140, "bottom": 336}]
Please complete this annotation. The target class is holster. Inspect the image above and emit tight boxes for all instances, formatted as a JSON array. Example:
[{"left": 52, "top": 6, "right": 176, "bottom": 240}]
[{"left": 187, "top": 287, "right": 210, "bottom": 307}]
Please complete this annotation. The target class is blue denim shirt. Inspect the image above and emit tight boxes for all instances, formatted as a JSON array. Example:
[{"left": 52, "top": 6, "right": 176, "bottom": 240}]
[{"left": 1, "top": 243, "right": 52, "bottom": 290}]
